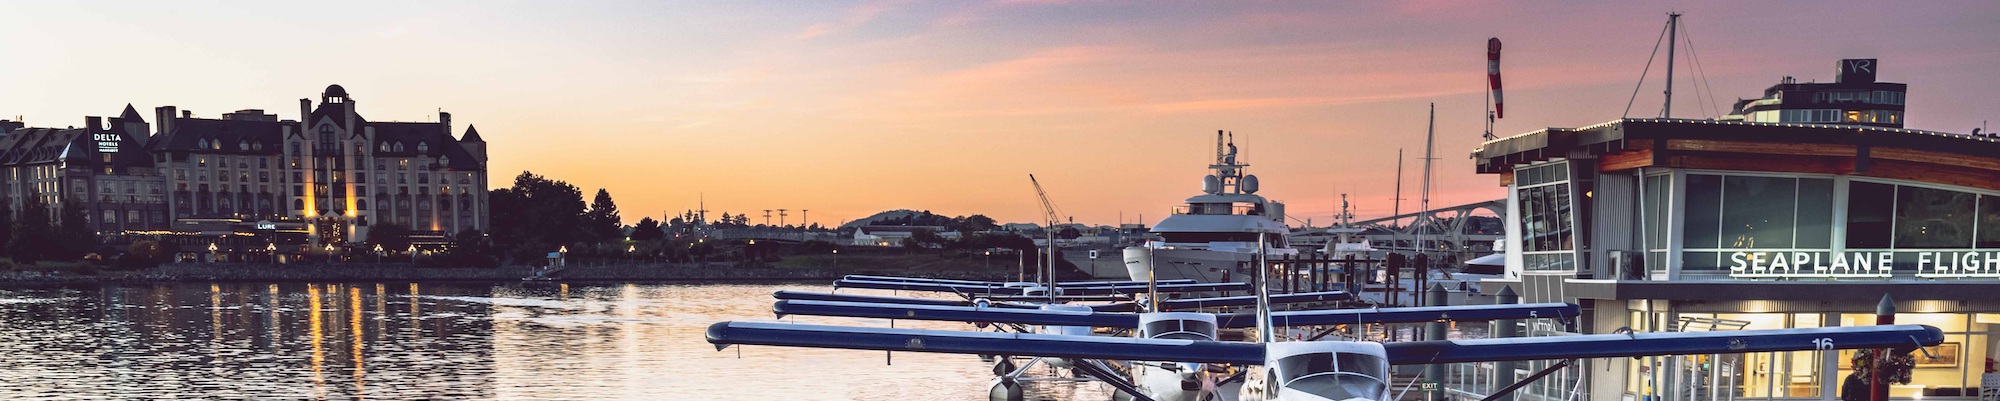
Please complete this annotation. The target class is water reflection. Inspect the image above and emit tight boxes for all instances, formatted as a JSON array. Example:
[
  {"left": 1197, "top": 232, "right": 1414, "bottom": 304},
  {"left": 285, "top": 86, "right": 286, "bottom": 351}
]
[{"left": 0, "top": 283, "right": 1114, "bottom": 400}]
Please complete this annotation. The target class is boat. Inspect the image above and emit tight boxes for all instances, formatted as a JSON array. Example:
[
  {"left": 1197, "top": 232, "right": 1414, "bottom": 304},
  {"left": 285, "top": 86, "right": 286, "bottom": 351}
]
[{"left": 1123, "top": 131, "right": 1298, "bottom": 290}]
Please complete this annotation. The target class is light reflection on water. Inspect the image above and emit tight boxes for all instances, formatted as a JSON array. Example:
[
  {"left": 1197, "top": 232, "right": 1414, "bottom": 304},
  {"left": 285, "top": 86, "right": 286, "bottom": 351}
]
[{"left": 0, "top": 283, "right": 1114, "bottom": 400}]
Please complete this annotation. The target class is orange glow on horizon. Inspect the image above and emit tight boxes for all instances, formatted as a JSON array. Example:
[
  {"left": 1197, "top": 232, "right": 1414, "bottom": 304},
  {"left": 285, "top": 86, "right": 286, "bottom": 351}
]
[{"left": 3, "top": 2, "right": 1997, "bottom": 227}]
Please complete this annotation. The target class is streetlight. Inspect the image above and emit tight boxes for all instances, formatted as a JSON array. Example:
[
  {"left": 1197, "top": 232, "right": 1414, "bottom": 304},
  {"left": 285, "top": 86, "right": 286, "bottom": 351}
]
[
  {"left": 627, "top": 244, "right": 635, "bottom": 264},
  {"left": 324, "top": 244, "right": 336, "bottom": 263},
  {"left": 831, "top": 248, "right": 839, "bottom": 269},
  {"left": 267, "top": 242, "right": 278, "bottom": 264},
  {"left": 208, "top": 243, "right": 218, "bottom": 263},
  {"left": 984, "top": 250, "right": 991, "bottom": 269},
  {"left": 558, "top": 245, "right": 568, "bottom": 267},
  {"left": 374, "top": 244, "right": 384, "bottom": 264}
]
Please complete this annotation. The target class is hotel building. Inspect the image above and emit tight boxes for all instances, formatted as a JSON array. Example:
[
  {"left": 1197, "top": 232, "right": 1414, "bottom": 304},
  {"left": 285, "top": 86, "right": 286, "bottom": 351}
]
[{"left": 0, "top": 85, "right": 488, "bottom": 255}]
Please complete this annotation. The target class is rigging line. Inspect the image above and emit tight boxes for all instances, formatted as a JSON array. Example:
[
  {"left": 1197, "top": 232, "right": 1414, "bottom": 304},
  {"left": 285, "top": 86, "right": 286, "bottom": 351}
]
[
  {"left": 1682, "top": 38, "right": 1709, "bottom": 119},
  {"left": 1681, "top": 21, "right": 1725, "bottom": 119},
  {"left": 1676, "top": 22, "right": 1709, "bottom": 118},
  {"left": 1622, "top": 21, "right": 1674, "bottom": 118}
]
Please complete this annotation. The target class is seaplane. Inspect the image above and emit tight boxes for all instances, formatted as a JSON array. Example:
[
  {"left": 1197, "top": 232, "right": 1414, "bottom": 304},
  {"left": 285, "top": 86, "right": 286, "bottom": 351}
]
[{"left": 771, "top": 297, "right": 1583, "bottom": 401}]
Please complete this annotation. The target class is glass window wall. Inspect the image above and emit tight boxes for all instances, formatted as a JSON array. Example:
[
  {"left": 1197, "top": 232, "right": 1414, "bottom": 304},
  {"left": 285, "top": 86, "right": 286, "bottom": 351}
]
[
  {"left": 1517, "top": 162, "right": 1575, "bottom": 271},
  {"left": 1894, "top": 186, "right": 1976, "bottom": 248}
]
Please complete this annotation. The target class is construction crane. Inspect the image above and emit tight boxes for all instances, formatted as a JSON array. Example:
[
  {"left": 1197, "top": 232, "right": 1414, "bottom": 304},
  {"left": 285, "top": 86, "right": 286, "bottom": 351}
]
[{"left": 1029, "top": 174, "right": 1066, "bottom": 302}]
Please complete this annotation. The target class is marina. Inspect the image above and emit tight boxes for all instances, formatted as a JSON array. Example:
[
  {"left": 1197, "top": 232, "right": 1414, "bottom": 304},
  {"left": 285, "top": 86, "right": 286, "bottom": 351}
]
[{"left": 4, "top": 3, "right": 1999, "bottom": 401}]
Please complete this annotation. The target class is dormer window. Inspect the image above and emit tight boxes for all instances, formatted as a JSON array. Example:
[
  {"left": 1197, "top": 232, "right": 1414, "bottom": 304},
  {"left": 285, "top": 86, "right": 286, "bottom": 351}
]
[
  {"left": 394, "top": 142, "right": 404, "bottom": 152},
  {"left": 379, "top": 142, "right": 390, "bottom": 152},
  {"left": 439, "top": 156, "right": 449, "bottom": 166},
  {"left": 197, "top": 138, "right": 209, "bottom": 149},
  {"left": 211, "top": 139, "right": 221, "bottom": 150},
  {"left": 239, "top": 141, "right": 249, "bottom": 151},
  {"left": 417, "top": 142, "right": 429, "bottom": 154}
]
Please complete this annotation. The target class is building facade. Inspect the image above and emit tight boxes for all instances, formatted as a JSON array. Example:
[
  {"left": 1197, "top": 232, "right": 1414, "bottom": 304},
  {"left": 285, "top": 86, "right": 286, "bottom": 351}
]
[
  {"left": 0, "top": 85, "right": 488, "bottom": 254},
  {"left": 1723, "top": 59, "right": 1908, "bottom": 128},
  {"left": 1473, "top": 119, "right": 2000, "bottom": 401}
]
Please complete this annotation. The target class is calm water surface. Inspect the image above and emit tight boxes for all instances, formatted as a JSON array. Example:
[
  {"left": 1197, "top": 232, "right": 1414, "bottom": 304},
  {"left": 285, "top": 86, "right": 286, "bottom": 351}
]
[{"left": 0, "top": 282, "right": 1114, "bottom": 400}]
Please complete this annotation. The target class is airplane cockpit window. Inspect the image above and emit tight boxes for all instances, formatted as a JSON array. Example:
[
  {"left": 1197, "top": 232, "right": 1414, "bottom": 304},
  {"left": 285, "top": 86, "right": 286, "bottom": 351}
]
[
  {"left": 1142, "top": 320, "right": 1218, "bottom": 340},
  {"left": 1274, "top": 353, "right": 1388, "bottom": 400}
]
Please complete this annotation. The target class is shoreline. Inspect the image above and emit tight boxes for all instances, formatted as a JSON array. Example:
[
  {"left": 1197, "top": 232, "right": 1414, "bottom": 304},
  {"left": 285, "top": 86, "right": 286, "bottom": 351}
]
[{"left": 0, "top": 262, "right": 1020, "bottom": 286}]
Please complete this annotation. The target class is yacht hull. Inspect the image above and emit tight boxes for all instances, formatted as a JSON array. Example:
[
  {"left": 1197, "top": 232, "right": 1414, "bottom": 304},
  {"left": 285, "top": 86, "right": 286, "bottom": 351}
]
[{"left": 1122, "top": 247, "right": 1255, "bottom": 287}]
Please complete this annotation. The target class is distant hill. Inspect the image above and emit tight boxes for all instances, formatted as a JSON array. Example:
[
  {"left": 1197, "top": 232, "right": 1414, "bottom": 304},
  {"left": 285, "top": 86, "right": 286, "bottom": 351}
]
[{"left": 839, "top": 209, "right": 931, "bottom": 229}]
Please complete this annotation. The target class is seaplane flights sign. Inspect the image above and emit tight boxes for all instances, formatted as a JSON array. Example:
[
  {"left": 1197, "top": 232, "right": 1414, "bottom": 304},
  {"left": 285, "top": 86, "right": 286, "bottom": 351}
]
[{"left": 1728, "top": 250, "right": 2000, "bottom": 278}]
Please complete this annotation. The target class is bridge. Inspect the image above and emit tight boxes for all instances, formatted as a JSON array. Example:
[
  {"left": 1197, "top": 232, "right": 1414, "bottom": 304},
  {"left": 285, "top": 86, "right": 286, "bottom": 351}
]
[{"left": 1297, "top": 199, "right": 1506, "bottom": 264}]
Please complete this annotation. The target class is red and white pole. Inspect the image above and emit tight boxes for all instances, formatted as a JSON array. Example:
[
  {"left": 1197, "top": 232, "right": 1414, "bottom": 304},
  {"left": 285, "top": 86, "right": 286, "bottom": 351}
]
[{"left": 1871, "top": 294, "right": 1895, "bottom": 401}]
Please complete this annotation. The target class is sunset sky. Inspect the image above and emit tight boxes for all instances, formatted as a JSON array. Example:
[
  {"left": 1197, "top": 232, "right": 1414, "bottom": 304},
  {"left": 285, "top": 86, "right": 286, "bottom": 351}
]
[{"left": 5, "top": 1, "right": 1998, "bottom": 227}]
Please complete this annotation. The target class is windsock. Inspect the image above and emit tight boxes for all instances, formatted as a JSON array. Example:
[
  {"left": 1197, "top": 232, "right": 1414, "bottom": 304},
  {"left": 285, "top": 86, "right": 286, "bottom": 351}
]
[{"left": 1487, "top": 37, "right": 1504, "bottom": 119}]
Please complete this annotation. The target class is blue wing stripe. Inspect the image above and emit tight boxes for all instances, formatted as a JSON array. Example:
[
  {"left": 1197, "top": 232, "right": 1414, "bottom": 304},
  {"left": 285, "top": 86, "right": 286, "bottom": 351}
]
[
  {"left": 773, "top": 290, "right": 1033, "bottom": 308},
  {"left": 706, "top": 321, "right": 1266, "bottom": 365},
  {"left": 773, "top": 300, "right": 1140, "bottom": 328},
  {"left": 1215, "top": 303, "right": 1580, "bottom": 328},
  {"left": 1382, "top": 324, "right": 1945, "bottom": 365},
  {"left": 833, "top": 279, "right": 1249, "bottom": 295},
  {"left": 1158, "top": 290, "right": 1351, "bottom": 310},
  {"left": 840, "top": 275, "right": 1196, "bottom": 287}
]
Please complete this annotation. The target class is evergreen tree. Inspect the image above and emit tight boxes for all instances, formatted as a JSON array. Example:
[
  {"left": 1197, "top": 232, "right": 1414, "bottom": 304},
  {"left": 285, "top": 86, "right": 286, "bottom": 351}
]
[
  {"left": 8, "top": 198, "right": 52, "bottom": 264},
  {"left": 631, "top": 217, "right": 663, "bottom": 242},
  {"left": 0, "top": 200, "right": 13, "bottom": 253},
  {"left": 57, "top": 201, "right": 95, "bottom": 259},
  {"left": 585, "top": 189, "right": 622, "bottom": 242},
  {"left": 487, "top": 171, "right": 586, "bottom": 260}
]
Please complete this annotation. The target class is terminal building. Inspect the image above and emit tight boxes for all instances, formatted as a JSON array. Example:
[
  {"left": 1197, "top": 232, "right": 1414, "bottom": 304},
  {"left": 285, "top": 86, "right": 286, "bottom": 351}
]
[
  {"left": 0, "top": 85, "right": 490, "bottom": 259},
  {"left": 1472, "top": 64, "right": 1996, "bottom": 401},
  {"left": 1722, "top": 59, "right": 1908, "bottom": 128}
]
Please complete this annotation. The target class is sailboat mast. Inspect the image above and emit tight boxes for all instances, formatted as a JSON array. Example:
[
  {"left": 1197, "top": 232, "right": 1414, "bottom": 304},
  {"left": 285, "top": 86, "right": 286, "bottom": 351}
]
[
  {"left": 1664, "top": 12, "right": 1681, "bottom": 118},
  {"left": 1419, "top": 104, "right": 1435, "bottom": 262}
]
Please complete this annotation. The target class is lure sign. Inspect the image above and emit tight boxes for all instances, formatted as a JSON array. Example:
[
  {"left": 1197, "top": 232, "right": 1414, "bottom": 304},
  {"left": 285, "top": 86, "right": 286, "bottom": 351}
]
[{"left": 1728, "top": 250, "right": 2000, "bottom": 278}]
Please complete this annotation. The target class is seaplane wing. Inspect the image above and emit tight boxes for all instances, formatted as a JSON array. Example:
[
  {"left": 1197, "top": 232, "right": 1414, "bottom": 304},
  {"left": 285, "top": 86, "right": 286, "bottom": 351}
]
[
  {"left": 773, "top": 290, "right": 1014, "bottom": 308},
  {"left": 841, "top": 275, "right": 1197, "bottom": 287},
  {"left": 1217, "top": 302, "right": 1580, "bottom": 328},
  {"left": 774, "top": 300, "right": 1140, "bottom": 328},
  {"left": 1381, "top": 324, "right": 1944, "bottom": 365},
  {"left": 1156, "top": 290, "right": 1349, "bottom": 310},
  {"left": 833, "top": 278, "right": 1250, "bottom": 296},
  {"left": 772, "top": 299, "right": 1566, "bottom": 329},
  {"left": 706, "top": 321, "right": 1265, "bottom": 365}
]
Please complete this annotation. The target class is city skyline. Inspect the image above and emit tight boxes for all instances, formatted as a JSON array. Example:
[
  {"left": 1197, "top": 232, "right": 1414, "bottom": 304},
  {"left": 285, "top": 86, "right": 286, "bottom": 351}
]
[{"left": 5, "top": 1, "right": 1999, "bottom": 227}]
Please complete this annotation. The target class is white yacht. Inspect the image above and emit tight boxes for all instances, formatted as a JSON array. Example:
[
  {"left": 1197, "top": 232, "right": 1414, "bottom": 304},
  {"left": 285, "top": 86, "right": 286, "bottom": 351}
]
[{"left": 1124, "top": 131, "right": 1298, "bottom": 289}]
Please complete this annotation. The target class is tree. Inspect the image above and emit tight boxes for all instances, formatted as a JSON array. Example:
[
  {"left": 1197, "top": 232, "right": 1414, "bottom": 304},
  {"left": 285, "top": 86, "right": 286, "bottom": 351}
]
[
  {"left": 8, "top": 198, "right": 52, "bottom": 264},
  {"left": 368, "top": 222, "right": 413, "bottom": 256},
  {"left": 910, "top": 228, "right": 944, "bottom": 250},
  {"left": 56, "top": 201, "right": 94, "bottom": 259},
  {"left": 488, "top": 171, "right": 587, "bottom": 261},
  {"left": 960, "top": 216, "right": 1000, "bottom": 231},
  {"left": 631, "top": 217, "right": 663, "bottom": 242},
  {"left": 585, "top": 188, "right": 623, "bottom": 242},
  {"left": 0, "top": 200, "right": 12, "bottom": 253},
  {"left": 120, "top": 240, "right": 163, "bottom": 269}
]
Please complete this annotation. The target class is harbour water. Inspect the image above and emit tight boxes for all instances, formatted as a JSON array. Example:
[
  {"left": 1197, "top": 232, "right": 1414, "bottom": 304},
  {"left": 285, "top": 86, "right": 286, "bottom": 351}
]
[{"left": 0, "top": 282, "right": 1114, "bottom": 400}]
